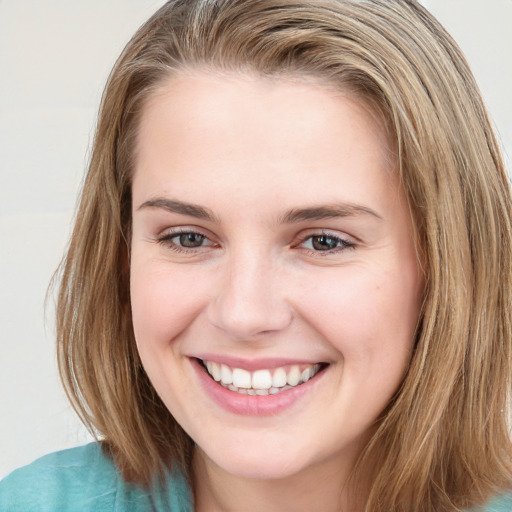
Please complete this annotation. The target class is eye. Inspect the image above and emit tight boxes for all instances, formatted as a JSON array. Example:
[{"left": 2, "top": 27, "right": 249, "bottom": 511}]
[
  {"left": 156, "top": 229, "right": 215, "bottom": 252},
  {"left": 299, "top": 233, "right": 354, "bottom": 253},
  {"left": 174, "top": 232, "right": 207, "bottom": 248}
]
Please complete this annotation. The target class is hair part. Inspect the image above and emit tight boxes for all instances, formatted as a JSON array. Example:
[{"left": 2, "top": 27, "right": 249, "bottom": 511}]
[{"left": 56, "top": 1, "right": 512, "bottom": 509}]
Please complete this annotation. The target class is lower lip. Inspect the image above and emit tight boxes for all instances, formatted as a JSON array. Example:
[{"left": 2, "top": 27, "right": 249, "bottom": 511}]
[{"left": 190, "top": 358, "right": 325, "bottom": 416}]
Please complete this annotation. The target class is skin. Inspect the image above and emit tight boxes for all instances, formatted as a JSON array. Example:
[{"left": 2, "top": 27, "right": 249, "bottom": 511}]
[{"left": 130, "top": 71, "right": 424, "bottom": 512}]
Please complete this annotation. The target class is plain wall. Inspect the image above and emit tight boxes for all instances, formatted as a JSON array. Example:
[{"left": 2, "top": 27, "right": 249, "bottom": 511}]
[{"left": 1, "top": 0, "right": 511, "bottom": 478}]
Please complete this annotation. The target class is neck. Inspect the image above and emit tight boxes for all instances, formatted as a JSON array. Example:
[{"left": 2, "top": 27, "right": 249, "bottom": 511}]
[{"left": 192, "top": 446, "right": 368, "bottom": 512}]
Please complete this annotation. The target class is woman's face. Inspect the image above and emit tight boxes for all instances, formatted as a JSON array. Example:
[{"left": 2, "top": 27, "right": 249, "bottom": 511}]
[{"left": 130, "top": 72, "right": 423, "bottom": 481}]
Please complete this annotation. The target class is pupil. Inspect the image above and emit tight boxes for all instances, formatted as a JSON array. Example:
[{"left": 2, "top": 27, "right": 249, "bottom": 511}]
[
  {"left": 312, "top": 235, "right": 337, "bottom": 251},
  {"left": 180, "top": 233, "right": 203, "bottom": 247}
]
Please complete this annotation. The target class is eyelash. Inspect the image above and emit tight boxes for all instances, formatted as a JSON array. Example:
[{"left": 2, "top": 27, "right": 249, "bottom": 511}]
[
  {"left": 156, "top": 228, "right": 214, "bottom": 254},
  {"left": 155, "top": 229, "right": 355, "bottom": 255}
]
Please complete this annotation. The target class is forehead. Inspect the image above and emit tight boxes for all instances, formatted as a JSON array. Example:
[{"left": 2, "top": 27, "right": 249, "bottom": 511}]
[
  {"left": 130, "top": 71, "right": 406, "bottom": 231},
  {"left": 137, "top": 71, "right": 394, "bottom": 160},
  {"left": 138, "top": 70, "right": 392, "bottom": 146}
]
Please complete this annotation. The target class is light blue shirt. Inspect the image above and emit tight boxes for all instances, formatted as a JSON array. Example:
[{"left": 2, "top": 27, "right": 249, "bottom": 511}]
[
  {"left": 0, "top": 443, "right": 193, "bottom": 511},
  {"left": 1, "top": 443, "right": 511, "bottom": 511}
]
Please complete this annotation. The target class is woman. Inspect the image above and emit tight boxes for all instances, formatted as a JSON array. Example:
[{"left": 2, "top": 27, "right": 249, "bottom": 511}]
[{"left": 1, "top": 0, "right": 511, "bottom": 510}]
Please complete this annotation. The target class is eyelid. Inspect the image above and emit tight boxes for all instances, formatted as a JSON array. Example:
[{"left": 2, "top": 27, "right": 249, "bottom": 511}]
[{"left": 156, "top": 224, "right": 214, "bottom": 239}]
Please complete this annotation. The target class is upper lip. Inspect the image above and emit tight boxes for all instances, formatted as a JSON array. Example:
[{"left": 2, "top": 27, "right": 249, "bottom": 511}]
[{"left": 191, "top": 354, "right": 327, "bottom": 371}]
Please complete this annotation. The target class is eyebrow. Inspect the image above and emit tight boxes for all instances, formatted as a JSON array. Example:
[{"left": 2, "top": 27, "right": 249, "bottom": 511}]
[
  {"left": 137, "top": 197, "right": 382, "bottom": 224},
  {"left": 137, "top": 198, "right": 219, "bottom": 223},
  {"left": 280, "top": 203, "right": 383, "bottom": 223}
]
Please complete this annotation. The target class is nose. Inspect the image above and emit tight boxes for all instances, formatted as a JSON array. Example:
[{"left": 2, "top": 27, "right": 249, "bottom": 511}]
[{"left": 207, "top": 247, "right": 293, "bottom": 340}]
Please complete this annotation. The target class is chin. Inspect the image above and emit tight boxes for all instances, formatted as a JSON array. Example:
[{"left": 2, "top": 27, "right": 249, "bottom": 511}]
[
  {"left": 200, "top": 441, "right": 312, "bottom": 481},
  {"left": 220, "top": 458, "right": 305, "bottom": 481}
]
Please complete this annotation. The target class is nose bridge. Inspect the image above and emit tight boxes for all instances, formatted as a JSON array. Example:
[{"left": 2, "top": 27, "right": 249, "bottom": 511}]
[{"left": 207, "top": 244, "right": 292, "bottom": 339}]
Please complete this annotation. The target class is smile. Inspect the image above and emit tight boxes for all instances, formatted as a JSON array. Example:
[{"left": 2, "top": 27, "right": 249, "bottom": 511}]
[{"left": 202, "top": 360, "right": 325, "bottom": 396}]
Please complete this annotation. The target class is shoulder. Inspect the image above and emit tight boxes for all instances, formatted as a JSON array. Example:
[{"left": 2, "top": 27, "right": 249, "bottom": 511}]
[
  {"left": 477, "top": 491, "right": 512, "bottom": 512},
  {"left": 0, "top": 443, "right": 193, "bottom": 512},
  {"left": 0, "top": 443, "right": 124, "bottom": 511}
]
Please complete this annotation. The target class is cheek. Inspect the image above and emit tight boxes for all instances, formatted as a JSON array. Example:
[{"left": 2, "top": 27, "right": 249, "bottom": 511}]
[
  {"left": 130, "top": 258, "right": 212, "bottom": 349},
  {"left": 298, "top": 264, "right": 421, "bottom": 367}
]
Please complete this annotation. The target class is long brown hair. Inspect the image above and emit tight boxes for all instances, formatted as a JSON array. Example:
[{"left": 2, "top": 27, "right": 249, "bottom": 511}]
[{"left": 56, "top": 1, "right": 512, "bottom": 509}]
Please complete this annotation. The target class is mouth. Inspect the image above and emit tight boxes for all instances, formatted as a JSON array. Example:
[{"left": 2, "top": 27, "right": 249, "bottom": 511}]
[{"left": 199, "top": 359, "right": 328, "bottom": 396}]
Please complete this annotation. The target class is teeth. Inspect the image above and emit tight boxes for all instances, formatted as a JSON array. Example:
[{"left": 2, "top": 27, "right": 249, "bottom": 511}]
[
  {"left": 287, "top": 365, "right": 301, "bottom": 386},
  {"left": 252, "top": 369, "right": 272, "bottom": 390},
  {"left": 302, "top": 367, "right": 313, "bottom": 382},
  {"left": 203, "top": 360, "right": 323, "bottom": 395},
  {"left": 208, "top": 361, "right": 221, "bottom": 382},
  {"left": 272, "top": 367, "right": 287, "bottom": 388},
  {"left": 232, "top": 368, "right": 251, "bottom": 389},
  {"left": 220, "top": 364, "right": 232, "bottom": 385}
]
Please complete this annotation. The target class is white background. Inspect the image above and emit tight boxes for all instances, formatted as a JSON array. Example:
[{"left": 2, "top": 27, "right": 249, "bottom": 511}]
[{"left": 1, "top": 0, "right": 511, "bottom": 478}]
